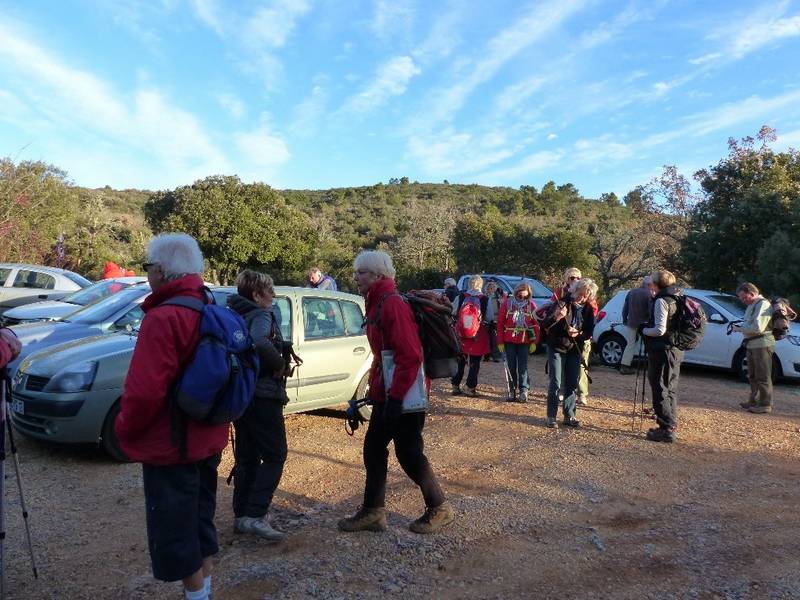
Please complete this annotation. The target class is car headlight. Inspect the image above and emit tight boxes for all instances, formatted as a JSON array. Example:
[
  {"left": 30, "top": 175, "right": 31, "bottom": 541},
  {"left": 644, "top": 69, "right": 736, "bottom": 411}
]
[
  {"left": 44, "top": 360, "right": 98, "bottom": 393},
  {"left": 786, "top": 335, "right": 800, "bottom": 347}
]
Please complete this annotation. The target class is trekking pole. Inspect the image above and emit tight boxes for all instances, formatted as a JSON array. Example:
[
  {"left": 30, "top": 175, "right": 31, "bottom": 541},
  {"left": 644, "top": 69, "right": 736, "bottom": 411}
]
[
  {"left": 631, "top": 337, "right": 641, "bottom": 431},
  {"left": 0, "top": 372, "right": 39, "bottom": 599}
]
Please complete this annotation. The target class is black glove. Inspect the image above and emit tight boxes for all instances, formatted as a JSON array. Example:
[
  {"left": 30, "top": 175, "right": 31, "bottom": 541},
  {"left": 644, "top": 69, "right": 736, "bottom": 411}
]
[
  {"left": 383, "top": 397, "right": 403, "bottom": 429},
  {"left": 636, "top": 323, "right": 646, "bottom": 340}
]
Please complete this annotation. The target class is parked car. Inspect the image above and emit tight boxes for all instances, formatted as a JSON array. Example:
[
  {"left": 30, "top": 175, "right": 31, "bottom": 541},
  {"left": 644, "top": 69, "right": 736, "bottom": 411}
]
[
  {"left": 593, "top": 288, "right": 800, "bottom": 381},
  {"left": 6, "top": 283, "right": 153, "bottom": 375},
  {"left": 456, "top": 273, "right": 553, "bottom": 306},
  {"left": 1, "top": 277, "right": 147, "bottom": 326},
  {"left": 0, "top": 263, "right": 92, "bottom": 313},
  {"left": 10, "top": 287, "right": 372, "bottom": 460}
]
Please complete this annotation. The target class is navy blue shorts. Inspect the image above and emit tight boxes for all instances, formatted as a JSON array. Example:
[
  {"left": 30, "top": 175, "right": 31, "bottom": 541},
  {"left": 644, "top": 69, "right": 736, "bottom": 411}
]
[{"left": 142, "top": 453, "right": 221, "bottom": 582}]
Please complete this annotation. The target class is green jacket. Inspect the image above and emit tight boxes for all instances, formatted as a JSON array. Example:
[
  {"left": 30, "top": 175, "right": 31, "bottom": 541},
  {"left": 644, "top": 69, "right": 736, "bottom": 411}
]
[{"left": 740, "top": 297, "right": 774, "bottom": 349}]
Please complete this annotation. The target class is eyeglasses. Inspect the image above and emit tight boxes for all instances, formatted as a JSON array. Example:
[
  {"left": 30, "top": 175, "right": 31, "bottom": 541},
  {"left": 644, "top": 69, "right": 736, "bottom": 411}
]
[
  {"left": 568, "top": 275, "right": 580, "bottom": 281},
  {"left": 141, "top": 262, "right": 159, "bottom": 272},
  {"left": 353, "top": 269, "right": 372, "bottom": 277}
]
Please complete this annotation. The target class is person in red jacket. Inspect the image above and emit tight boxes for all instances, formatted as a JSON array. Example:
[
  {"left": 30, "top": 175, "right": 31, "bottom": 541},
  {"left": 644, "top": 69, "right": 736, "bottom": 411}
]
[
  {"left": 115, "top": 233, "right": 224, "bottom": 600},
  {"left": 0, "top": 327, "right": 22, "bottom": 370},
  {"left": 497, "top": 282, "right": 539, "bottom": 402},
  {"left": 338, "top": 250, "right": 454, "bottom": 535}
]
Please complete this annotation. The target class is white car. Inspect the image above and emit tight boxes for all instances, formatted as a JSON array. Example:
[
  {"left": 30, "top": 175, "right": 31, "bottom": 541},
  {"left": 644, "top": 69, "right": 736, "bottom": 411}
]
[
  {"left": 0, "top": 263, "right": 92, "bottom": 313},
  {"left": 593, "top": 288, "right": 800, "bottom": 381}
]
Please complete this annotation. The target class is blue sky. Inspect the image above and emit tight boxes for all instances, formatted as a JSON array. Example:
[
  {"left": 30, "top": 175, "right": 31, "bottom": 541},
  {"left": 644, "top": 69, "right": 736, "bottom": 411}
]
[{"left": 1, "top": 0, "right": 800, "bottom": 197}]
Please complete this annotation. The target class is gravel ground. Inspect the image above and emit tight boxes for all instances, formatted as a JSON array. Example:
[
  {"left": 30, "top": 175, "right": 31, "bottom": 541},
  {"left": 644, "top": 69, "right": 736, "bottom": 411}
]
[{"left": 3, "top": 356, "right": 800, "bottom": 599}]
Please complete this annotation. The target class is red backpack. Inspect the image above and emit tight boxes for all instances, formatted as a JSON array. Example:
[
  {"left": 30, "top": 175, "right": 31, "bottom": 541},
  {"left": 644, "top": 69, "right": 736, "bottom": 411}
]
[{"left": 457, "top": 294, "right": 482, "bottom": 339}]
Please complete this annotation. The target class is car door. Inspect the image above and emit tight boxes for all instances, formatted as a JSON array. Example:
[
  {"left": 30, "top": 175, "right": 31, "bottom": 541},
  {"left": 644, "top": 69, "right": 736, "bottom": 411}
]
[
  {"left": 3, "top": 268, "right": 57, "bottom": 309},
  {"left": 684, "top": 296, "right": 733, "bottom": 367},
  {"left": 294, "top": 296, "right": 366, "bottom": 409}
]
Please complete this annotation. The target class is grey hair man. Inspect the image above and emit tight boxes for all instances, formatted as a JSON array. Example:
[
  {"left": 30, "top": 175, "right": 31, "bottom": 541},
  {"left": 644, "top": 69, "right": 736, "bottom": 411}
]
[{"left": 619, "top": 276, "right": 655, "bottom": 375}]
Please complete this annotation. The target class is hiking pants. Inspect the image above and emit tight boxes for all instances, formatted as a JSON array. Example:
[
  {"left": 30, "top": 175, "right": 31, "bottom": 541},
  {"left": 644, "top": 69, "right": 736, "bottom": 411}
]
[
  {"left": 232, "top": 397, "right": 288, "bottom": 519},
  {"left": 620, "top": 325, "right": 640, "bottom": 367},
  {"left": 452, "top": 354, "right": 482, "bottom": 389},
  {"left": 505, "top": 342, "right": 530, "bottom": 391},
  {"left": 142, "top": 453, "right": 221, "bottom": 582},
  {"left": 363, "top": 403, "right": 446, "bottom": 509},
  {"left": 747, "top": 346, "right": 774, "bottom": 407},
  {"left": 578, "top": 341, "right": 591, "bottom": 399},
  {"left": 487, "top": 323, "right": 502, "bottom": 360},
  {"left": 546, "top": 346, "right": 579, "bottom": 420},
  {"left": 647, "top": 346, "right": 683, "bottom": 430}
]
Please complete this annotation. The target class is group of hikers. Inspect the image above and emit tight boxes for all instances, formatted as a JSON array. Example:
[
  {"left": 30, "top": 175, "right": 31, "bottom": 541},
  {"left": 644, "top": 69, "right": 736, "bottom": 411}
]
[{"left": 0, "top": 232, "right": 783, "bottom": 600}]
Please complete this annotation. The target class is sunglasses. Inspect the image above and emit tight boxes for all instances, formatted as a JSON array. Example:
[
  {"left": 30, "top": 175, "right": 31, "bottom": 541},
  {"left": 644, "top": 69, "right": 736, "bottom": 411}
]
[
  {"left": 568, "top": 275, "right": 580, "bottom": 281},
  {"left": 141, "top": 262, "right": 159, "bottom": 272}
]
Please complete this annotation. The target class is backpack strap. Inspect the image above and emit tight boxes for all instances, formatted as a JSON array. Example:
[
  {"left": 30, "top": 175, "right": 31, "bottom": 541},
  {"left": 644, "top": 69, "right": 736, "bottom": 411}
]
[{"left": 162, "top": 296, "right": 206, "bottom": 312}]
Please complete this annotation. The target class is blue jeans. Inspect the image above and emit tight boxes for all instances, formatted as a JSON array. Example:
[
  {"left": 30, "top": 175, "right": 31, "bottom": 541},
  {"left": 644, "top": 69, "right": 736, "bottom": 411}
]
[
  {"left": 505, "top": 343, "right": 530, "bottom": 391},
  {"left": 546, "top": 346, "right": 580, "bottom": 420}
]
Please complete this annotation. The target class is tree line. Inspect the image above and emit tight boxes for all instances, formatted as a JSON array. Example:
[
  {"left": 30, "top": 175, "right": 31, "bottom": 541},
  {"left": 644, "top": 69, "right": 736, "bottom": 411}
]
[{"left": 1, "top": 126, "right": 797, "bottom": 305}]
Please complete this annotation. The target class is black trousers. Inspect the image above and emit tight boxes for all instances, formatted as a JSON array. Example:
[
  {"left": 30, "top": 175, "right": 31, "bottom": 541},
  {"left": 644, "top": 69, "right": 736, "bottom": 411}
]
[
  {"left": 451, "top": 354, "right": 482, "bottom": 388},
  {"left": 363, "top": 403, "right": 446, "bottom": 509},
  {"left": 142, "top": 453, "right": 221, "bottom": 582},
  {"left": 647, "top": 346, "right": 684, "bottom": 430},
  {"left": 232, "top": 397, "right": 288, "bottom": 519}
]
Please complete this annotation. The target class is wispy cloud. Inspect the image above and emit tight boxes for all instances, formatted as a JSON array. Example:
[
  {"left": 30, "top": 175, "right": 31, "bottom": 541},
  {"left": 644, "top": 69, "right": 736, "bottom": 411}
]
[
  {"left": 217, "top": 93, "right": 245, "bottom": 119},
  {"left": 343, "top": 56, "right": 421, "bottom": 115},
  {"left": 690, "top": 1, "right": 800, "bottom": 65},
  {"left": 234, "top": 122, "right": 290, "bottom": 172},
  {"left": 579, "top": 4, "right": 653, "bottom": 49},
  {"left": 371, "top": 0, "right": 416, "bottom": 41},
  {"left": 243, "top": 0, "right": 311, "bottom": 49},
  {"left": 290, "top": 83, "right": 328, "bottom": 138},
  {"left": 475, "top": 150, "right": 564, "bottom": 182},
  {"left": 190, "top": 0, "right": 225, "bottom": 35}
]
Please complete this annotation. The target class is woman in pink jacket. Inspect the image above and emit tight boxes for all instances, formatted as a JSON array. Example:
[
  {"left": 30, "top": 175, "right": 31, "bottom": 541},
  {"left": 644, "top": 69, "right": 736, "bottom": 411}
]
[{"left": 497, "top": 282, "right": 539, "bottom": 402}]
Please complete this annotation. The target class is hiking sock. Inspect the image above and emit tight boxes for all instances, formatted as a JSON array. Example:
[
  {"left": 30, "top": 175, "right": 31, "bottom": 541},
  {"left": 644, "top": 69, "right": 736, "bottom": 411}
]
[{"left": 185, "top": 586, "right": 209, "bottom": 600}]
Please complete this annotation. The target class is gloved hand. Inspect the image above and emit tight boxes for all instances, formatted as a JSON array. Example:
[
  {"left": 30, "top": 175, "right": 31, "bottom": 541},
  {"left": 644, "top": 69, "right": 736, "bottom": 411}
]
[
  {"left": 383, "top": 397, "right": 403, "bottom": 429},
  {"left": 528, "top": 343, "right": 537, "bottom": 355},
  {"left": 636, "top": 323, "right": 646, "bottom": 339}
]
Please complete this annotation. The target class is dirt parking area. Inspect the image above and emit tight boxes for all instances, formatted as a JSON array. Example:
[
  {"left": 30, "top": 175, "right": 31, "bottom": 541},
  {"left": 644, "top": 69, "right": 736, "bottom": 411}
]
[{"left": 3, "top": 356, "right": 800, "bottom": 599}]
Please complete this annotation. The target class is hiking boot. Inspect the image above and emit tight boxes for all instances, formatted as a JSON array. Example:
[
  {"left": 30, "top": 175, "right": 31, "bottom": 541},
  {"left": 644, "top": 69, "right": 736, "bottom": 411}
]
[
  {"left": 546, "top": 417, "right": 558, "bottom": 429},
  {"left": 409, "top": 502, "right": 455, "bottom": 534},
  {"left": 645, "top": 427, "right": 675, "bottom": 443},
  {"left": 619, "top": 365, "right": 635, "bottom": 375},
  {"left": 507, "top": 389, "right": 517, "bottom": 402},
  {"left": 451, "top": 384, "right": 463, "bottom": 395},
  {"left": 337, "top": 507, "right": 387, "bottom": 532},
  {"left": 519, "top": 389, "right": 529, "bottom": 403},
  {"left": 577, "top": 395, "right": 589, "bottom": 406},
  {"left": 748, "top": 405, "right": 773, "bottom": 414},
  {"left": 562, "top": 417, "right": 581, "bottom": 428},
  {"left": 464, "top": 386, "right": 478, "bottom": 397},
  {"left": 739, "top": 401, "right": 755, "bottom": 410},
  {"left": 234, "top": 516, "right": 286, "bottom": 542}
]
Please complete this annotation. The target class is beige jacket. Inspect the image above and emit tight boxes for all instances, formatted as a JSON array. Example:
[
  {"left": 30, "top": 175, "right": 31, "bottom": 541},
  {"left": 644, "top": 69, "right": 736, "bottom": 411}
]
[{"left": 740, "top": 296, "right": 774, "bottom": 349}]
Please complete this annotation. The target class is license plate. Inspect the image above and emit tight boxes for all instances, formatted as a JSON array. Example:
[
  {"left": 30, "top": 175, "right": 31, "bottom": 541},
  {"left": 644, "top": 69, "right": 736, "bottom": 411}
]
[{"left": 12, "top": 399, "right": 24, "bottom": 415}]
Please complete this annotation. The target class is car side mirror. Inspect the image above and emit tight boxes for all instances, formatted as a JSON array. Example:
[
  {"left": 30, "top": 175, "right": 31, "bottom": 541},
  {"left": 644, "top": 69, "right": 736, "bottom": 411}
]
[{"left": 708, "top": 313, "right": 727, "bottom": 324}]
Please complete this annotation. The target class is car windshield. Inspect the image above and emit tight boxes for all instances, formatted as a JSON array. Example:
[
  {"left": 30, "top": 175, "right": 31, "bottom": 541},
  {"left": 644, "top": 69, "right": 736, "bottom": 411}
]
[
  {"left": 502, "top": 276, "right": 553, "bottom": 298},
  {"left": 706, "top": 294, "right": 746, "bottom": 318},
  {"left": 60, "top": 280, "right": 139, "bottom": 306},
  {"left": 61, "top": 286, "right": 148, "bottom": 324},
  {"left": 63, "top": 271, "right": 93, "bottom": 287}
]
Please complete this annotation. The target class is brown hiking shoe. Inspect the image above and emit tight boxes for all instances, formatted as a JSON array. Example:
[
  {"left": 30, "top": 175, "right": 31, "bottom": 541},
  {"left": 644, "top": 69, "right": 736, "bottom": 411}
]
[
  {"left": 337, "top": 507, "right": 386, "bottom": 532},
  {"left": 409, "top": 502, "right": 455, "bottom": 534},
  {"left": 748, "top": 405, "right": 773, "bottom": 414}
]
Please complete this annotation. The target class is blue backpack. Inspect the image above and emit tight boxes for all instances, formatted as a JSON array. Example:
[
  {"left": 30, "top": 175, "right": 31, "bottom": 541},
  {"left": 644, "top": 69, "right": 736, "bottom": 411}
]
[{"left": 163, "top": 295, "right": 260, "bottom": 428}]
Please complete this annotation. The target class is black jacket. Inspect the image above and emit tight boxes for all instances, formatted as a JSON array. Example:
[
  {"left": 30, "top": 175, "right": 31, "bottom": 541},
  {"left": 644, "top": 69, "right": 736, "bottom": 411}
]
[
  {"left": 542, "top": 294, "right": 595, "bottom": 354},
  {"left": 227, "top": 294, "right": 287, "bottom": 402}
]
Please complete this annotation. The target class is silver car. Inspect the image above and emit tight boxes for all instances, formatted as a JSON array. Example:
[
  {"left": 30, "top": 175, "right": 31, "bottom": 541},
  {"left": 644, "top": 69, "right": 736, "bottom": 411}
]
[
  {"left": 0, "top": 263, "right": 92, "bottom": 313},
  {"left": 10, "top": 287, "right": 372, "bottom": 460},
  {"left": 1, "top": 276, "right": 147, "bottom": 326}
]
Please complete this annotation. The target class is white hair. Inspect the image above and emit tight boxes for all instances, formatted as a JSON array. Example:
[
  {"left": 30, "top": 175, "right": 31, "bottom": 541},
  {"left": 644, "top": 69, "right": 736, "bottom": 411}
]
[
  {"left": 353, "top": 250, "right": 396, "bottom": 278},
  {"left": 569, "top": 277, "right": 598, "bottom": 300},
  {"left": 147, "top": 233, "right": 205, "bottom": 279}
]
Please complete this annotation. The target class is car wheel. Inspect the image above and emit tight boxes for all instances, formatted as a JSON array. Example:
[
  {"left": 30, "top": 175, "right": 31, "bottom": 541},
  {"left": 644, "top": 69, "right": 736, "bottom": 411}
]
[
  {"left": 101, "top": 400, "right": 130, "bottom": 462},
  {"left": 598, "top": 333, "right": 626, "bottom": 366},
  {"left": 354, "top": 372, "right": 372, "bottom": 421}
]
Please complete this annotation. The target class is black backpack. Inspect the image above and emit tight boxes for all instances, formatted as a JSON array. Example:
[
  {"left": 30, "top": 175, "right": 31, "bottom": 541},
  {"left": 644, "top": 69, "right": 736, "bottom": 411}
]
[
  {"left": 666, "top": 294, "right": 707, "bottom": 351},
  {"left": 372, "top": 291, "right": 462, "bottom": 379}
]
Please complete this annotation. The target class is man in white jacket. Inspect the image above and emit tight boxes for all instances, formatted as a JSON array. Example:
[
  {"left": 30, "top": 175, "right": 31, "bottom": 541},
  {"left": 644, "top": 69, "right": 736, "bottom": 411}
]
[{"left": 732, "top": 282, "right": 775, "bottom": 414}]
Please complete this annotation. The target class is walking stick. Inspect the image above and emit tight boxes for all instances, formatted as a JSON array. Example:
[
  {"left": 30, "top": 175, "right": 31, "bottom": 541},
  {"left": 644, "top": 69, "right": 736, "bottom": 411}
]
[
  {"left": 631, "top": 337, "right": 645, "bottom": 432},
  {"left": 0, "top": 371, "right": 39, "bottom": 599}
]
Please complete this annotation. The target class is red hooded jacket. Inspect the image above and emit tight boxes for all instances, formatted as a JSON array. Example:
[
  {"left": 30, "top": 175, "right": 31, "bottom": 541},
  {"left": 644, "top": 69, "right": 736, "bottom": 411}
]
[
  {"left": 115, "top": 274, "right": 228, "bottom": 465},
  {"left": 364, "top": 277, "right": 423, "bottom": 404}
]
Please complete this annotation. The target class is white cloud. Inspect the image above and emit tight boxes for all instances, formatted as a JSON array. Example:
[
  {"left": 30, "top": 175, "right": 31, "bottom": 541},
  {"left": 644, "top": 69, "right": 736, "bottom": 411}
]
[
  {"left": 217, "top": 93, "right": 245, "bottom": 119},
  {"left": 191, "top": 0, "right": 225, "bottom": 35},
  {"left": 494, "top": 76, "right": 546, "bottom": 114},
  {"left": 243, "top": 0, "right": 311, "bottom": 49},
  {"left": 234, "top": 125, "right": 290, "bottom": 171},
  {"left": 290, "top": 84, "right": 327, "bottom": 137},
  {"left": 344, "top": 56, "right": 421, "bottom": 115},
  {"left": 579, "top": 5, "right": 651, "bottom": 49},
  {"left": 371, "top": 0, "right": 416, "bottom": 41},
  {"left": 411, "top": 8, "right": 462, "bottom": 64},
  {"left": 407, "top": 129, "right": 516, "bottom": 175},
  {"left": 547, "top": 133, "right": 558, "bottom": 140},
  {"left": 475, "top": 150, "right": 563, "bottom": 182}
]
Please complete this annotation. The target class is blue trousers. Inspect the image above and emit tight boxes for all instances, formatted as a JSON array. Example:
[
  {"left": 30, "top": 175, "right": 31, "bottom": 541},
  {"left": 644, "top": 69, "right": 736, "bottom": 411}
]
[
  {"left": 546, "top": 346, "right": 580, "bottom": 420},
  {"left": 504, "top": 343, "right": 530, "bottom": 391}
]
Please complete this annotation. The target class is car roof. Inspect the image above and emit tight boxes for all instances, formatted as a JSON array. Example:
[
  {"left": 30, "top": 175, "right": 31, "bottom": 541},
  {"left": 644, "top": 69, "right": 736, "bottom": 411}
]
[
  {"left": 0, "top": 263, "right": 85, "bottom": 276},
  {"left": 212, "top": 285, "right": 364, "bottom": 303}
]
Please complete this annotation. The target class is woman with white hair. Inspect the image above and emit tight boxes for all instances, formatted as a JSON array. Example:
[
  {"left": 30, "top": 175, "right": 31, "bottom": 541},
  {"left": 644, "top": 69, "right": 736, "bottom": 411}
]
[
  {"left": 451, "top": 275, "right": 490, "bottom": 396},
  {"left": 541, "top": 277, "right": 599, "bottom": 429},
  {"left": 338, "top": 250, "right": 454, "bottom": 535}
]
